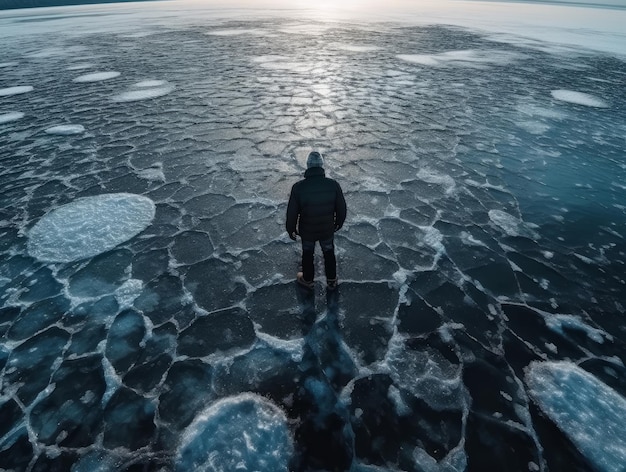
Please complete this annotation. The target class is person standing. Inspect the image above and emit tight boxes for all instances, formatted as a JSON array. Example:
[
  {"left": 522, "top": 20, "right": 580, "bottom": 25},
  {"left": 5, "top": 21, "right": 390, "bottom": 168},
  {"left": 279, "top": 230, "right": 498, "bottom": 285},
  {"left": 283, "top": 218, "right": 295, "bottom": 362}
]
[{"left": 286, "top": 151, "right": 347, "bottom": 290}]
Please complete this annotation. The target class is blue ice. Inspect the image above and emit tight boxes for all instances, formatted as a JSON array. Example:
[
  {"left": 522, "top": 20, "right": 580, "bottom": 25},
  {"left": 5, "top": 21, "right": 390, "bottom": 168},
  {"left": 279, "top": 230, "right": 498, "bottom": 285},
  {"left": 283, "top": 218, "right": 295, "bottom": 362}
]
[
  {"left": 176, "top": 393, "right": 293, "bottom": 472},
  {"left": 526, "top": 361, "right": 626, "bottom": 472}
]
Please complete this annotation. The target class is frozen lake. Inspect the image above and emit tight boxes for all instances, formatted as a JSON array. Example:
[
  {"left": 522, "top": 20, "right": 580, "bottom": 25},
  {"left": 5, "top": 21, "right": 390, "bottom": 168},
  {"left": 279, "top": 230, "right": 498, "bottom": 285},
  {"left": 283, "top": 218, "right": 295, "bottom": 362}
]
[{"left": 1, "top": 1, "right": 625, "bottom": 470}]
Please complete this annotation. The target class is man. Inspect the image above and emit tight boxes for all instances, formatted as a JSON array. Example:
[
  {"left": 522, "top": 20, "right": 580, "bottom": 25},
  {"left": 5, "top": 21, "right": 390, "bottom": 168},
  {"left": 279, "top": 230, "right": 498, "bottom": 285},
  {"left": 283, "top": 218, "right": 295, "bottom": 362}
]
[{"left": 286, "top": 151, "right": 347, "bottom": 290}]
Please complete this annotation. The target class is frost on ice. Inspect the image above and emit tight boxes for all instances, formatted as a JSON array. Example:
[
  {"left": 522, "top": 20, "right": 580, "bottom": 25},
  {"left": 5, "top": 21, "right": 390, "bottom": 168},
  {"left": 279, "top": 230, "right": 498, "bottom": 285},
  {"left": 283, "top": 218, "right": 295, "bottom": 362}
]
[
  {"left": 176, "top": 393, "right": 293, "bottom": 472},
  {"left": 526, "top": 361, "right": 626, "bottom": 472},
  {"left": 27, "top": 193, "right": 156, "bottom": 263}
]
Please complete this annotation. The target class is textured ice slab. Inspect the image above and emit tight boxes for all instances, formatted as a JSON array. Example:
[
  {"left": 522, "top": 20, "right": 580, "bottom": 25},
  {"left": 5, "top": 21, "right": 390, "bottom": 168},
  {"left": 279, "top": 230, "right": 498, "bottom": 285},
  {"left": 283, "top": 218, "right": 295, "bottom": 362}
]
[
  {"left": 0, "top": 112, "right": 24, "bottom": 124},
  {"left": 44, "top": 124, "right": 85, "bottom": 135},
  {"left": 0, "top": 86, "right": 33, "bottom": 96},
  {"left": 28, "top": 193, "right": 155, "bottom": 263},
  {"left": 176, "top": 393, "right": 293, "bottom": 472},
  {"left": 551, "top": 89, "right": 609, "bottom": 108},
  {"left": 526, "top": 361, "right": 626, "bottom": 472},
  {"left": 73, "top": 71, "right": 121, "bottom": 83}
]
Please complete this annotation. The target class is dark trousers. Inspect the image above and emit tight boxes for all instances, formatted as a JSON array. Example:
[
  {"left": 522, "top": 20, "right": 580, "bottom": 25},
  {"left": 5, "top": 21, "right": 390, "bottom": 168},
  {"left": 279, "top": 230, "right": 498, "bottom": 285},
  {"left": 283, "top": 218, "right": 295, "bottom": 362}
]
[{"left": 301, "top": 237, "right": 336, "bottom": 282}]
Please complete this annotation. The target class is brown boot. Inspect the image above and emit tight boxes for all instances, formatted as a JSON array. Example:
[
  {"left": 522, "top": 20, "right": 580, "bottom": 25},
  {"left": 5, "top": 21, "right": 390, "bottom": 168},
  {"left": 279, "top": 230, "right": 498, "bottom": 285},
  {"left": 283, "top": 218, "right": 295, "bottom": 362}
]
[{"left": 297, "top": 272, "right": 314, "bottom": 289}]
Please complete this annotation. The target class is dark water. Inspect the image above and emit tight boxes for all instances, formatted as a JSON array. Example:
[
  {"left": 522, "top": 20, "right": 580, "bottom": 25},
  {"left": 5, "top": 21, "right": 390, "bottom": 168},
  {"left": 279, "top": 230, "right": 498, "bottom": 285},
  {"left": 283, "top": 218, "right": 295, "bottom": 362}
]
[{"left": 0, "top": 7, "right": 625, "bottom": 471}]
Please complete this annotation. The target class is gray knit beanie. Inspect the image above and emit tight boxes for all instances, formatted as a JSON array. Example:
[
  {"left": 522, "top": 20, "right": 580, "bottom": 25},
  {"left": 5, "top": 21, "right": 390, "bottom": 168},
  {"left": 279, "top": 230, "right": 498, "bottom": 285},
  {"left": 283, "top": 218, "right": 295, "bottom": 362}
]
[{"left": 306, "top": 151, "right": 324, "bottom": 169}]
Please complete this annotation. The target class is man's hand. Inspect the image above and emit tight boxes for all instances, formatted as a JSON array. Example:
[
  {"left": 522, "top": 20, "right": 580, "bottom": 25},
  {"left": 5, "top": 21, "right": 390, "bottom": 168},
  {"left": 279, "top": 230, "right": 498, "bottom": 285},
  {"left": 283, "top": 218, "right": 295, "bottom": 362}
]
[{"left": 289, "top": 231, "right": 298, "bottom": 241}]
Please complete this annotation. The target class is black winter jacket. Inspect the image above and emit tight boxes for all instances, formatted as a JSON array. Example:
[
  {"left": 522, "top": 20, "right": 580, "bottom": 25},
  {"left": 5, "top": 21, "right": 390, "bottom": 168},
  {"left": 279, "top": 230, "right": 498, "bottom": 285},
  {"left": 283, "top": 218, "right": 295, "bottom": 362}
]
[{"left": 286, "top": 167, "right": 347, "bottom": 242}]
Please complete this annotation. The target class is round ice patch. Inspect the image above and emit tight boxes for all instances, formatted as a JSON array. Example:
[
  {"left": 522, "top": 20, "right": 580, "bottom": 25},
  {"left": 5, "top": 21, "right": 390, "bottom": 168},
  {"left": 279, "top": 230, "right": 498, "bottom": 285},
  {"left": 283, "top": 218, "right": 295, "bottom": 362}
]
[
  {"left": 73, "top": 71, "right": 120, "bottom": 83},
  {"left": 176, "top": 393, "right": 293, "bottom": 472},
  {"left": 28, "top": 193, "right": 155, "bottom": 263},
  {"left": 44, "top": 124, "right": 85, "bottom": 135}
]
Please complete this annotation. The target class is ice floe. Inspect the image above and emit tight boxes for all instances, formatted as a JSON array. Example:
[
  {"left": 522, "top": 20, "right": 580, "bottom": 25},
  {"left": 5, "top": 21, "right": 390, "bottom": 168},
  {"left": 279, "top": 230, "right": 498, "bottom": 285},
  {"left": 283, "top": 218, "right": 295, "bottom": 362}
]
[
  {"left": 73, "top": 71, "right": 121, "bottom": 83},
  {"left": 176, "top": 393, "right": 293, "bottom": 472},
  {"left": 44, "top": 124, "right": 85, "bottom": 135},
  {"left": 526, "top": 361, "right": 626, "bottom": 472},
  {"left": 0, "top": 86, "right": 33, "bottom": 96},
  {"left": 112, "top": 81, "right": 174, "bottom": 102},
  {"left": 27, "top": 193, "right": 156, "bottom": 263},
  {"left": 551, "top": 89, "right": 609, "bottom": 108},
  {"left": 0, "top": 112, "right": 24, "bottom": 124}
]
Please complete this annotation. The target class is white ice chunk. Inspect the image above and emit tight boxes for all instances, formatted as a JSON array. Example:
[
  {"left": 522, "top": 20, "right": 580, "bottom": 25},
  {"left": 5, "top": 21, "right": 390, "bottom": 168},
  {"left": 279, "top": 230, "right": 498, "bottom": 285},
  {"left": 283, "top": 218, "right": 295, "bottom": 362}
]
[
  {"left": 336, "top": 44, "right": 381, "bottom": 52},
  {"left": 551, "top": 90, "right": 609, "bottom": 108},
  {"left": 27, "top": 193, "right": 155, "bottom": 263},
  {"left": 44, "top": 124, "right": 85, "bottom": 135},
  {"left": 207, "top": 28, "right": 266, "bottom": 36},
  {"left": 488, "top": 210, "right": 523, "bottom": 237},
  {"left": 0, "top": 112, "right": 24, "bottom": 124},
  {"left": 0, "top": 86, "right": 33, "bottom": 96},
  {"left": 73, "top": 71, "right": 121, "bottom": 83},
  {"left": 112, "top": 85, "right": 174, "bottom": 102},
  {"left": 526, "top": 361, "right": 626, "bottom": 472},
  {"left": 176, "top": 393, "right": 293, "bottom": 472},
  {"left": 67, "top": 63, "right": 94, "bottom": 71}
]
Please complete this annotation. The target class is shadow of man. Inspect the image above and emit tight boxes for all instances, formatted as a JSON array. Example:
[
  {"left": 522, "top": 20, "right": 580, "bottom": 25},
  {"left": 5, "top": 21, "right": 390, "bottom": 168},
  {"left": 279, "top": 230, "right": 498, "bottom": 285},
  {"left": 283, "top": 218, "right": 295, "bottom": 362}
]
[{"left": 291, "top": 286, "right": 358, "bottom": 471}]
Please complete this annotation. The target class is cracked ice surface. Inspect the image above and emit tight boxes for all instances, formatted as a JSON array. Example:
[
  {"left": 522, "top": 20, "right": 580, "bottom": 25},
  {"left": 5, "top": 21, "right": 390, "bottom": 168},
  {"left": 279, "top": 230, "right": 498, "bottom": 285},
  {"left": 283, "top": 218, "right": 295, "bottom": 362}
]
[{"left": 0, "top": 3, "right": 625, "bottom": 472}]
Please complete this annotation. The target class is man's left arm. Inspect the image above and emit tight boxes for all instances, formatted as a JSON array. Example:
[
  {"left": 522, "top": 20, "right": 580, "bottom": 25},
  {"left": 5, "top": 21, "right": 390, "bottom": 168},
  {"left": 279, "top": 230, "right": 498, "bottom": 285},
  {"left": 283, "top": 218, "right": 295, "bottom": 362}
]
[{"left": 334, "top": 181, "right": 347, "bottom": 231}]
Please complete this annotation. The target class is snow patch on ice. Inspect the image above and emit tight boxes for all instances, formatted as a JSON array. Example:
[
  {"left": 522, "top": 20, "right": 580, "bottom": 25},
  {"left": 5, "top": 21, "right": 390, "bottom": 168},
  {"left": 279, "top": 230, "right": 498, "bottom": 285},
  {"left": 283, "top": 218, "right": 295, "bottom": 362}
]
[
  {"left": 544, "top": 314, "right": 608, "bottom": 344},
  {"left": 112, "top": 82, "right": 174, "bottom": 102},
  {"left": 44, "top": 124, "right": 85, "bottom": 135},
  {"left": 336, "top": 44, "right": 381, "bottom": 52},
  {"left": 0, "top": 112, "right": 24, "bottom": 124},
  {"left": 489, "top": 210, "right": 532, "bottom": 238},
  {"left": 115, "top": 279, "right": 144, "bottom": 309},
  {"left": 526, "top": 361, "right": 626, "bottom": 472},
  {"left": 176, "top": 393, "right": 293, "bottom": 472},
  {"left": 27, "top": 193, "right": 156, "bottom": 263},
  {"left": 73, "top": 71, "right": 120, "bottom": 83},
  {"left": 207, "top": 28, "right": 266, "bottom": 36},
  {"left": 0, "top": 86, "right": 33, "bottom": 97},
  {"left": 417, "top": 168, "right": 456, "bottom": 195},
  {"left": 398, "top": 50, "right": 523, "bottom": 68},
  {"left": 551, "top": 90, "right": 609, "bottom": 108}
]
